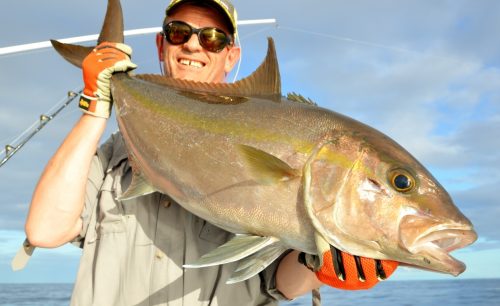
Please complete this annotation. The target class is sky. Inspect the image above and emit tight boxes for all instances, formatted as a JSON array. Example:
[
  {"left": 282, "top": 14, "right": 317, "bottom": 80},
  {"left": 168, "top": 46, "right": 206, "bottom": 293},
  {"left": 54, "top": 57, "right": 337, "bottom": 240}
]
[{"left": 1, "top": 0, "right": 499, "bottom": 287}]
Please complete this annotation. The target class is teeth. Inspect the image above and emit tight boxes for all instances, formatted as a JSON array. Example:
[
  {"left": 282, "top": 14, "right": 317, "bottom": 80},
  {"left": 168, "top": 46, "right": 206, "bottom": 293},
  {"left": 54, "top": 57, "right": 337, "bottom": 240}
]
[{"left": 179, "top": 59, "right": 203, "bottom": 68}]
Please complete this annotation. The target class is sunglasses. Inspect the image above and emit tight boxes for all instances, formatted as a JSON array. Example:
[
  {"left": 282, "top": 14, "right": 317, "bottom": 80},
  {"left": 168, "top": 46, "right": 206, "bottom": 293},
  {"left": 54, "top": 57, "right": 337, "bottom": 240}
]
[{"left": 162, "top": 20, "right": 233, "bottom": 53}]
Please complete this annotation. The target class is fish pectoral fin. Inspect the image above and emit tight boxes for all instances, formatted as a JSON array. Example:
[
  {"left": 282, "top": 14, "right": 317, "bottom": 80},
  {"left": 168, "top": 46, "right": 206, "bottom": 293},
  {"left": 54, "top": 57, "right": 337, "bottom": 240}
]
[
  {"left": 184, "top": 235, "right": 278, "bottom": 268},
  {"left": 227, "top": 243, "right": 287, "bottom": 283},
  {"left": 118, "top": 171, "right": 158, "bottom": 201},
  {"left": 238, "top": 144, "right": 300, "bottom": 184}
]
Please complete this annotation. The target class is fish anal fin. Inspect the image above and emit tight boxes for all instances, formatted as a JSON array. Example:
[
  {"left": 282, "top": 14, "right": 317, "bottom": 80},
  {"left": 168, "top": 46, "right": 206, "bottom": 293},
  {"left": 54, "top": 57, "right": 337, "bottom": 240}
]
[
  {"left": 227, "top": 243, "right": 287, "bottom": 283},
  {"left": 238, "top": 144, "right": 300, "bottom": 184},
  {"left": 184, "top": 235, "right": 278, "bottom": 268}
]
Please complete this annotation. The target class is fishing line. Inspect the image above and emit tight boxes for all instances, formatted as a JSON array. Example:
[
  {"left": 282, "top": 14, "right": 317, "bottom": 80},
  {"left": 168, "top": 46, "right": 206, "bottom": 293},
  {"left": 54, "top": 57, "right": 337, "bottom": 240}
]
[
  {"left": 0, "top": 121, "right": 38, "bottom": 149},
  {"left": 277, "top": 25, "right": 419, "bottom": 55},
  {"left": 277, "top": 25, "right": 465, "bottom": 72},
  {"left": 159, "top": 60, "right": 165, "bottom": 76},
  {"left": 240, "top": 26, "right": 277, "bottom": 41},
  {"left": 231, "top": 34, "right": 242, "bottom": 83},
  {"left": 52, "top": 107, "right": 80, "bottom": 122}
]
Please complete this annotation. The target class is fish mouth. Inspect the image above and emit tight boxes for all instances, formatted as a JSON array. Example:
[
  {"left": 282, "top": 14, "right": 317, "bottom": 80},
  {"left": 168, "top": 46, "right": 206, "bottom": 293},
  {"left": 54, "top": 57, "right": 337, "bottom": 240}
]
[
  {"left": 409, "top": 228, "right": 477, "bottom": 275},
  {"left": 400, "top": 216, "right": 477, "bottom": 275}
]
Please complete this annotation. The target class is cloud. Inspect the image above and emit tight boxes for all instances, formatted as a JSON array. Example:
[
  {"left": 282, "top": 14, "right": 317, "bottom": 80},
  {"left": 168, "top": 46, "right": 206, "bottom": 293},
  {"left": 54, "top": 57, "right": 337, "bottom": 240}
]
[
  {"left": 448, "top": 116, "right": 500, "bottom": 168},
  {"left": 0, "top": 230, "right": 80, "bottom": 283},
  {"left": 453, "top": 183, "right": 500, "bottom": 242},
  {"left": 0, "top": 202, "right": 28, "bottom": 230}
]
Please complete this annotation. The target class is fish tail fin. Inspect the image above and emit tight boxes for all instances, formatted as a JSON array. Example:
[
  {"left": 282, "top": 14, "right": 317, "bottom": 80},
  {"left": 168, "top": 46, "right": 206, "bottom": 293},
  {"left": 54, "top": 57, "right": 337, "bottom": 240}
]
[
  {"left": 50, "top": 0, "right": 124, "bottom": 68},
  {"left": 50, "top": 40, "right": 93, "bottom": 68}
]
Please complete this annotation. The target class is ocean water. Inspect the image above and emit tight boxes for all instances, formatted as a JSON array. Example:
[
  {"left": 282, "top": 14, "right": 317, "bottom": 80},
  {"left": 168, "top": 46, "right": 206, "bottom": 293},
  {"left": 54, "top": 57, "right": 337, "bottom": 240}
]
[
  {"left": 0, "top": 279, "right": 499, "bottom": 306},
  {"left": 288, "top": 279, "right": 500, "bottom": 306},
  {"left": 0, "top": 283, "right": 72, "bottom": 306}
]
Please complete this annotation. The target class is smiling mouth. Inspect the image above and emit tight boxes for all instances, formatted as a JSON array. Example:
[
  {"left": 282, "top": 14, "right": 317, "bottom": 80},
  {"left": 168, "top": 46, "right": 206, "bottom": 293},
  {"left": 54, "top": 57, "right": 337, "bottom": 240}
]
[{"left": 179, "top": 59, "right": 205, "bottom": 68}]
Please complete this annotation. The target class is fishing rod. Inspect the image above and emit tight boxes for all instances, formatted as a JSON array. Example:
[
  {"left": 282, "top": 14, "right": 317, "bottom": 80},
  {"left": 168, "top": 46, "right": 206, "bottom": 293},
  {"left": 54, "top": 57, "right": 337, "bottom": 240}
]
[
  {"left": 0, "top": 19, "right": 277, "bottom": 56},
  {"left": 0, "top": 90, "right": 81, "bottom": 168},
  {"left": 0, "top": 20, "right": 278, "bottom": 168}
]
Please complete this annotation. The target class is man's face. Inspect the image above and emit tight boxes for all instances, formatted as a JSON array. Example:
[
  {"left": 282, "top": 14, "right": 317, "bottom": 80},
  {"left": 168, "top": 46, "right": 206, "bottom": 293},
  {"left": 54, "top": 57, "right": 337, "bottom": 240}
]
[{"left": 161, "top": 4, "right": 241, "bottom": 83}]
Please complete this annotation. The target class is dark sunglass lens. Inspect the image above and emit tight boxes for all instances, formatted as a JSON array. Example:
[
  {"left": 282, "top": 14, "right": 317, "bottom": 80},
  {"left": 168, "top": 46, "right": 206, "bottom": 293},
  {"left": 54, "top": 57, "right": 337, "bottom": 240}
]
[
  {"left": 166, "top": 22, "right": 192, "bottom": 45},
  {"left": 199, "top": 28, "right": 229, "bottom": 52}
]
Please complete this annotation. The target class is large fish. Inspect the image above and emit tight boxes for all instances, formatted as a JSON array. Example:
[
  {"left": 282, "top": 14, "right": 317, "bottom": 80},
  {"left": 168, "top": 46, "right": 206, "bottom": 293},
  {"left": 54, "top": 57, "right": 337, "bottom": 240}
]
[{"left": 52, "top": 0, "right": 477, "bottom": 283}]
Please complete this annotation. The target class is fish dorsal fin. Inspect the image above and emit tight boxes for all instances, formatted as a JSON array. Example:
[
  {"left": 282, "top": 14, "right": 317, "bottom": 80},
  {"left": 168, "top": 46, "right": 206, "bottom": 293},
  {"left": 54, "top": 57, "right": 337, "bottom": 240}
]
[
  {"left": 184, "top": 235, "right": 278, "bottom": 268},
  {"left": 50, "top": 0, "right": 124, "bottom": 68},
  {"left": 134, "top": 37, "right": 281, "bottom": 99},
  {"left": 232, "top": 37, "right": 281, "bottom": 97},
  {"left": 287, "top": 92, "right": 317, "bottom": 106},
  {"left": 238, "top": 144, "right": 300, "bottom": 184}
]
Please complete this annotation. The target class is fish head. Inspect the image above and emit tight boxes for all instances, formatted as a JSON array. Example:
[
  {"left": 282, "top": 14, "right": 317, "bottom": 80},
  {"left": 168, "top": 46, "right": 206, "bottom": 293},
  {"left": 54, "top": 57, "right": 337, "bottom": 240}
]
[{"left": 305, "top": 131, "right": 477, "bottom": 275}]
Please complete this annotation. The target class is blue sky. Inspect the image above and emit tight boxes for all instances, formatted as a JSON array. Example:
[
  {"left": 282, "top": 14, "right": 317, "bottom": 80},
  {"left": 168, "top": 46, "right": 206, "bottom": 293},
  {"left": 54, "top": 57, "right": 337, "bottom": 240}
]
[{"left": 1, "top": 0, "right": 499, "bottom": 285}]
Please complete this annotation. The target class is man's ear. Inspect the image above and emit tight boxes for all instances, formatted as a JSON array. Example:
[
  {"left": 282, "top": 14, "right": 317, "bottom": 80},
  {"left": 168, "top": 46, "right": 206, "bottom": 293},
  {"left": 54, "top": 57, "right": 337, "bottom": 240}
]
[
  {"left": 156, "top": 32, "right": 165, "bottom": 62},
  {"left": 225, "top": 46, "right": 241, "bottom": 74}
]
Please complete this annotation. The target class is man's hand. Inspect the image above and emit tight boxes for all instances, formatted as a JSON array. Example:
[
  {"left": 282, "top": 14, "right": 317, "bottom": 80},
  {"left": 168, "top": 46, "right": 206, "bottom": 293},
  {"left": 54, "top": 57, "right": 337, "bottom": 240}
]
[
  {"left": 80, "top": 42, "right": 137, "bottom": 118},
  {"left": 299, "top": 247, "right": 398, "bottom": 290}
]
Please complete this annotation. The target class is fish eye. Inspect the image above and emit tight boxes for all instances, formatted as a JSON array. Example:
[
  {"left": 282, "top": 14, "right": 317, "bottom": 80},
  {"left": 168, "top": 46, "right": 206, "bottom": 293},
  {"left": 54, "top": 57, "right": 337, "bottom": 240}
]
[{"left": 389, "top": 170, "right": 415, "bottom": 193}]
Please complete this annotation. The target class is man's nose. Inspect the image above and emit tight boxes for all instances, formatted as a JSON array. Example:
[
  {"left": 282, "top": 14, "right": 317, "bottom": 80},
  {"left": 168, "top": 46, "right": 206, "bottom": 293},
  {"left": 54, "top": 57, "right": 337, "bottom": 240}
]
[{"left": 183, "top": 33, "right": 203, "bottom": 52}]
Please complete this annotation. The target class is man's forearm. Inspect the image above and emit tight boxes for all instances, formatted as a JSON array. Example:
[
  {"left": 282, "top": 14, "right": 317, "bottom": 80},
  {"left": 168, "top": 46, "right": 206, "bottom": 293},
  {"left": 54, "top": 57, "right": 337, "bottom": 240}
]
[
  {"left": 276, "top": 250, "right": 323, "bottom": 299},
  {"left": 25, "top": 114, "right": 106, "bottom": 248}
]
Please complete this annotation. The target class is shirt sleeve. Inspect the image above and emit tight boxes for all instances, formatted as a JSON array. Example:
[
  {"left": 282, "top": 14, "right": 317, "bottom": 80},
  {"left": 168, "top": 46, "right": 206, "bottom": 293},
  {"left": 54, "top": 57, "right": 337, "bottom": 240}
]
[
  {"left": 70, "top": 155, "right": 105, "bottom": 248},
  {"left": 258, "top": 250, "right": 293, "bottom": 301},
  {"left": 70, "top": 135, "right": 115, "bottom": 248}
]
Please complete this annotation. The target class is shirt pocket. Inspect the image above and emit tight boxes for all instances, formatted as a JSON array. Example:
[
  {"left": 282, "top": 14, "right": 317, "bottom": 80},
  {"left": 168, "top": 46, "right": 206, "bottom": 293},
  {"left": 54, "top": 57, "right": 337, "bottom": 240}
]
[
  {"left": 95, "top": 166, "right": 127, "bottom": 237},
  {"left": 198, "top": 219, "right": 232, "bottom": 245},
  {"left": 122, "top": 194, "right": 161, "bottom": 246}
]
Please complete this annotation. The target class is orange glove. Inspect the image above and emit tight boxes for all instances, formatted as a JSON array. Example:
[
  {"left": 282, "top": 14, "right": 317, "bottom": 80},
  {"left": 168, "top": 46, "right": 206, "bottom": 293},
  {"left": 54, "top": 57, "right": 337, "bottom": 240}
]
[
  {"left": 80, "top": 42, "right": 137, "bottom": 118},
  {"left": 299, "top": 247, "right": 398, "bottom": 290}
]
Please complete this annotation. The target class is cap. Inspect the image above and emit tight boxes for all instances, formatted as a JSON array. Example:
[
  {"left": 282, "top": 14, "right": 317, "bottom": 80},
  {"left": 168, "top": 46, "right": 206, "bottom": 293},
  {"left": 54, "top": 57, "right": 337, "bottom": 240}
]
[{"left": 165, "top": 0, "right": 238, "bottom": 37}]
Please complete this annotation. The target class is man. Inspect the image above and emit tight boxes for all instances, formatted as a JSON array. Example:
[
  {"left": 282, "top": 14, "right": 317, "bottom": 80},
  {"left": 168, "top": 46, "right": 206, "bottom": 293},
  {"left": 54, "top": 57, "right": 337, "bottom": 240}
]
[{"left": 25, "top": 0, "right": 396, "bottom": 305}]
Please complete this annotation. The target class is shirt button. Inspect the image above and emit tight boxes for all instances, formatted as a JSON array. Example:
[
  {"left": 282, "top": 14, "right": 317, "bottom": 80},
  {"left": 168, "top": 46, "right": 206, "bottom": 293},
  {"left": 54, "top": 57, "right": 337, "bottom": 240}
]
[
  {"left": 155, "top": 249, "right": 165, "bottom": 259},
  {"left": 162, "top": 199, "right": 171, "bottom": 208}
]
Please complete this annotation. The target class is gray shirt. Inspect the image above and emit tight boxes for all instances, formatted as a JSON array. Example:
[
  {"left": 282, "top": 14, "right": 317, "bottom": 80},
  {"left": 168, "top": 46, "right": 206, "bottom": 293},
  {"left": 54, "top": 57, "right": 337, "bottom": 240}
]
[{"left": 70, "top": 132, "right": 286, "bottom": 306}]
